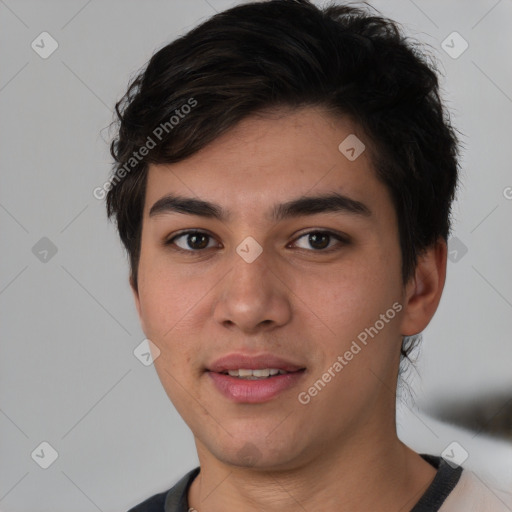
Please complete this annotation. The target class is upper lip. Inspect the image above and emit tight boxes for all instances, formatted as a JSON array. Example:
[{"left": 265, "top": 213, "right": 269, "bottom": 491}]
[{"left": 207, "top": 353, "right": 305, "bottom": 373}]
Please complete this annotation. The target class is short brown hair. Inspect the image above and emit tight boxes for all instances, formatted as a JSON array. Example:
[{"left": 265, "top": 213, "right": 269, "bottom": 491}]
[{"left": 106, "top": 0, "right": 459, "bottom": 310}]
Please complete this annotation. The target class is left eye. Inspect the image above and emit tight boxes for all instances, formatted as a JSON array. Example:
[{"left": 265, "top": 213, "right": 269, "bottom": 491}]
[
  {"left": 165, "top": 230, "right": 348, "bottom": 253},
  {"left": 291, "top": 231, "right": 347, "bottom": 251}
]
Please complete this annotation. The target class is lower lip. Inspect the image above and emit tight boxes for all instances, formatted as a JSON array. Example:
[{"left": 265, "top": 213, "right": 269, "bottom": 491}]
[{"left": 207, "top": 371, "right": 305, "bottom": 403}]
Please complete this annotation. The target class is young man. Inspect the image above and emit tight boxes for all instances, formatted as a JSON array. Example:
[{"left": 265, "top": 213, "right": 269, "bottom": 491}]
[{"left": 105, "top": 1, "right": 512, "bottom": 510}]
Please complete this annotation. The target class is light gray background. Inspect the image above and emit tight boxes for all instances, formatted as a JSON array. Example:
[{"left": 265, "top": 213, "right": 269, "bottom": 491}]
[{"left": 1, "top": 0, "right": 511, "bottom": 511}]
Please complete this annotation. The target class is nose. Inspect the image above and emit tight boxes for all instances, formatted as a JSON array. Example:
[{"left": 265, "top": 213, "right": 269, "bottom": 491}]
[{"left": 212, "top": 247, "right": 293, "bottom": 334}]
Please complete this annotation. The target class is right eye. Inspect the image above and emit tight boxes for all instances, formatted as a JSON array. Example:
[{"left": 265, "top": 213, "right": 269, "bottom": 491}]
[{"left": 165, "top": 230, "right": 220, "bottom": 252}]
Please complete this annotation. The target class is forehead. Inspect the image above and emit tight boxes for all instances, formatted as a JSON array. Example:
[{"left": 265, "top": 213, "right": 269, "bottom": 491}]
[{"left": 143, "top": 107, "right": 393, "bottom": 225}]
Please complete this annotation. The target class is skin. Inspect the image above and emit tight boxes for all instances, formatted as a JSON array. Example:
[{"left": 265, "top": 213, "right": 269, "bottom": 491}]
[{"left": 131, "top": 106, "right": 447, "bottom": 511}]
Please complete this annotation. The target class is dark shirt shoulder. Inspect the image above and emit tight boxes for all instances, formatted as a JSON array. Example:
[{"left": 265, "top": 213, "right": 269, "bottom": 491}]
[
  {"left": 126, "top": 490, "right": 167, "bottom": 512},
  {"left": 127, "top": 455, "right": 462, "bottom": 512},
  {"left": 126, "top": 467, "right": 200, "bottom": 512},
  {"left": 411, "top": 454, "right": 463, "bottom": 512}
]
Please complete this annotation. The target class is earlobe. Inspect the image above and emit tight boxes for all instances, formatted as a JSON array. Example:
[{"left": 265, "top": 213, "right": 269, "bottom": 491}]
[{"left": 400, "top": 238, "right": 447, "bottom": 336}]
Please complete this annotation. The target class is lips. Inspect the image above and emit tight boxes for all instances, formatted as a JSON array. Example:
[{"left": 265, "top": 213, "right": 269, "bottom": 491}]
[
  {"left": 207, "top": 353, "right": 305, "bottom": 374},
  {"left": 206, "top": 352, "right": 306, "bottom": 403}
]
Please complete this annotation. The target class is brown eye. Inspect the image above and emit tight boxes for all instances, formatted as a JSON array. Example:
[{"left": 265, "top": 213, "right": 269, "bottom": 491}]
[
  {"left": 307, "top": 232, "right": 330, "bottom": 250},
  {"left": 166, "top": 231, "right": 217, "bottom": 251},
  {"left": 291, "top": 230, "right": 348, "bottom": 252}
]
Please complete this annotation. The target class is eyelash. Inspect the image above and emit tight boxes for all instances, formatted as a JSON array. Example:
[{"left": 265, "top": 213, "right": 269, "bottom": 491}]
[{"left": 163, "top": 229, "right": 350, "bottom": 255}]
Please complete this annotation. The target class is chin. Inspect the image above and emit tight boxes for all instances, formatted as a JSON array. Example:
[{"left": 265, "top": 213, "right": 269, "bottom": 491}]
[{"left": 205, "top": 437, "right": 305, "bottom": 471}]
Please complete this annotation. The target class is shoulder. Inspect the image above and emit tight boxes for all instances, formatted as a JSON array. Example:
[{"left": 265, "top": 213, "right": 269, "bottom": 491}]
[
  {"left": 440, "top": 470, "right": 512, "bottom": 511},
  {"left": 126, "top": 490, "right": 167, "bottom": 512},
  {"left": 126, "top": 467, "right": 200, "bottom": 512}
]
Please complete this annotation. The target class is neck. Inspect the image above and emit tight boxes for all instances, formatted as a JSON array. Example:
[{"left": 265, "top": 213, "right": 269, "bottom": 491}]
[{"left": 188, "top": 421, "right": 436, "bottom": 512}]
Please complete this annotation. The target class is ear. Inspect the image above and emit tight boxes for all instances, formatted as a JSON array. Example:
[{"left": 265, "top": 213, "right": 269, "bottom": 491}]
[
  {"left": 400, "top": 238, "right": 447, "bottom": 336},
  {"left": 130, "top": 273, "right": 145, "bottom": 332}
]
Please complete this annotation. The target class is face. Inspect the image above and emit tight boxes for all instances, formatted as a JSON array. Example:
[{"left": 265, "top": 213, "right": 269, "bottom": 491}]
[{"left": 132, "top": 106, "right": 417, "bottom": 470}]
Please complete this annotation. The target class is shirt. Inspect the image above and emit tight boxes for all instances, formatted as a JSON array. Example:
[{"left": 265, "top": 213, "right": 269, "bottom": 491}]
[{"left": 127, "top": 454, "right": 512, "bottom": 511}]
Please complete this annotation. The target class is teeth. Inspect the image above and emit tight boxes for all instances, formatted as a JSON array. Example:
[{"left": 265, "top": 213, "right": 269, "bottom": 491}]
[{"left": 226, "top": 368, "right": 287, "bottom": 378}]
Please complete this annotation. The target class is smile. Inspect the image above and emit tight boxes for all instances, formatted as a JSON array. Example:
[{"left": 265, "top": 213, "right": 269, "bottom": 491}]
[
  {"left": 208, "top": 368, "right": 306, "bottom": 402},
  {"left": 223, "top": 368, "right": 291, "bottom": 379}
]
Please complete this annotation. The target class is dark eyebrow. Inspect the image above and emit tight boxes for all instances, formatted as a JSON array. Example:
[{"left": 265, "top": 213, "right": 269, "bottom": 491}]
[{"left": 148, "top": 192, "right": 372, "bottom": 221}]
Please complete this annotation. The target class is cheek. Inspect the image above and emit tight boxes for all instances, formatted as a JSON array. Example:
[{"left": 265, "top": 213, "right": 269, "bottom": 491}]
[
  {"left": 136, "top": 256, "right": 206, "bottom": 355},
  {"left": 137, "top": 265, "right": 215, "bottom": 414},
  {"left": 298, "top": 266, "right": 403, "bottom": 406},
  {"left": 304, "top": 257, "right": 399, "bottom": 333}
]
